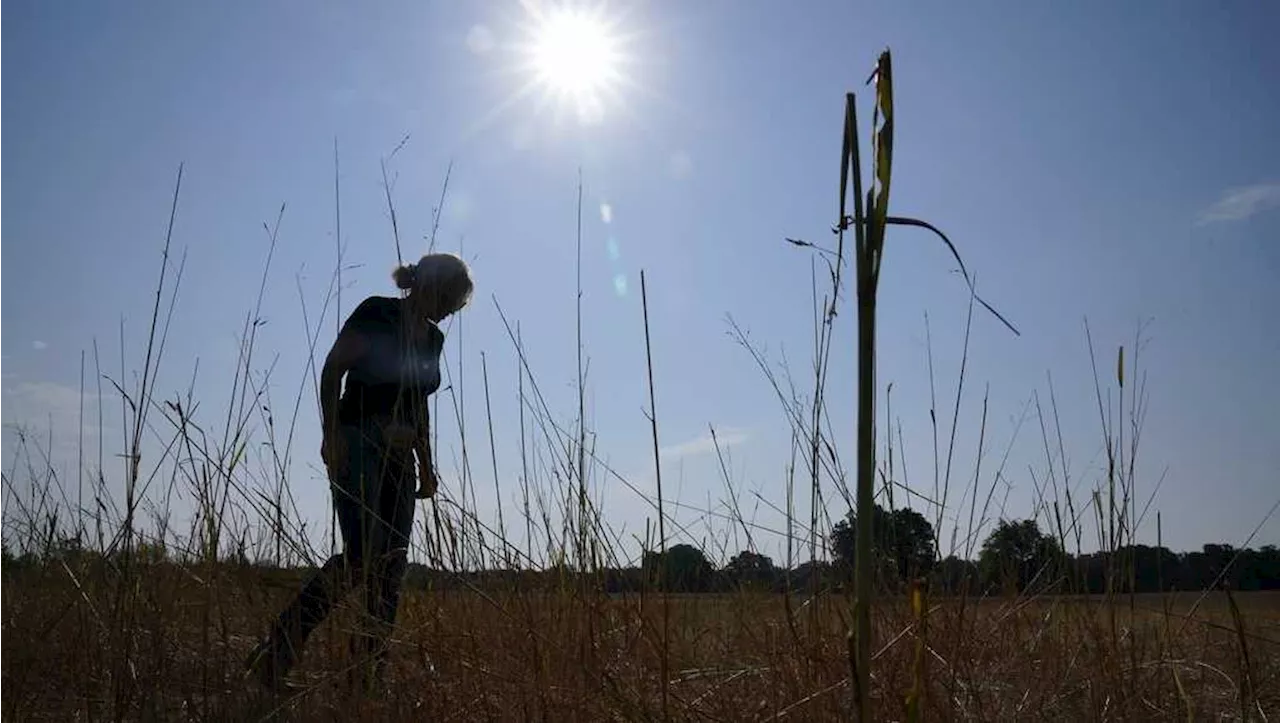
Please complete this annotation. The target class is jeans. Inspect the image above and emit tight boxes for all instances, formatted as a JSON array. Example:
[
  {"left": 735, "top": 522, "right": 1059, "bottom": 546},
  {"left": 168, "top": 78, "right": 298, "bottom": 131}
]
[{"left": 263, "top": 423, "right": 417, "bottom": 676}]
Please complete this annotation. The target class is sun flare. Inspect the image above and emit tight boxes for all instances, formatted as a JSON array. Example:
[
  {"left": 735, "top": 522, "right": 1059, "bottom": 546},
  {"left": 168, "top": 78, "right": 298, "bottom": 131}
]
[{"left": 526, "top": 6, "right": 622, "bottom": 122}]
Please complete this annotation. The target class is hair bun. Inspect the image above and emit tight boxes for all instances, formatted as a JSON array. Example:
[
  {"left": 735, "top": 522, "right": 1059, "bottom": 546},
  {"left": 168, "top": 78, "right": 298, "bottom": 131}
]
[{"left": 392, "top": 264, "right": 417, "bottom": 290}]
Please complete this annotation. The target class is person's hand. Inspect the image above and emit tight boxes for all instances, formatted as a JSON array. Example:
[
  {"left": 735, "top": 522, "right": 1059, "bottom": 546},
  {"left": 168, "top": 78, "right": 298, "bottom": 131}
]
[
  {"left": 321, "top": 433, "right": 348, "bottom": 479},
  {"left": 416, "top": 461, "right": 439, "bottom": 499}
]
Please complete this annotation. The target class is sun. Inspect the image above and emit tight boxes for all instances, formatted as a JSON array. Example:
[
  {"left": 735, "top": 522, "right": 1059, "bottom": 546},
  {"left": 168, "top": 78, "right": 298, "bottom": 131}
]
[
  {"left": 526, "top": 5, "right": 623, "bottom": 122},
  {"left": 532, "top": 10, "right": 617, "bottom": 96}
]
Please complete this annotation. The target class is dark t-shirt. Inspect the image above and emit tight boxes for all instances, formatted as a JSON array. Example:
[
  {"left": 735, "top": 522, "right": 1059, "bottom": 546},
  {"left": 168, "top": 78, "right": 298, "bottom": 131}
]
[{"left": 337, "top": 296, "right": 445, "bottom": 427}]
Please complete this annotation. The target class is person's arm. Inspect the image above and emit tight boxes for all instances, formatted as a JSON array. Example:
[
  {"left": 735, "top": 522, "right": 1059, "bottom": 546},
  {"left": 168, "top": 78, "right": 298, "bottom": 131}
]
[
  {"left": 414, "top": 437, "right": 437, "bottom": 499},
  {"left": 413, "top": 401, "right": 438, "bottom": 498},
  {"left": 413, "top": 326, "right": 444, "bottom": 498},
  {"left": 320, "top": 331, "right": 364, "bottom": 435},
  {"left": 319, "top": 323, "right": 368, "bottom": 473}
]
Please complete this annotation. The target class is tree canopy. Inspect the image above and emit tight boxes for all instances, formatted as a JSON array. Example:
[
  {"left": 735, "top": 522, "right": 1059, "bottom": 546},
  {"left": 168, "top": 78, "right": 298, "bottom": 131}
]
[
  {"left": 643, "top": 543, "right": 715, "bottom": 592},
  {"left": 830, "top": 503, "right": 937, "bottom": 585},
  {"left": 978, "top": 518, "right": 1063, "bottom": 593}
]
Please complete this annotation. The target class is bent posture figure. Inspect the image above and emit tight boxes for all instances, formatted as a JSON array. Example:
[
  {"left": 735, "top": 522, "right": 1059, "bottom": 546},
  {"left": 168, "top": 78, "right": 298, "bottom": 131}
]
[{"left": 246, "top": 252, "right": 473, "bottom": 691}]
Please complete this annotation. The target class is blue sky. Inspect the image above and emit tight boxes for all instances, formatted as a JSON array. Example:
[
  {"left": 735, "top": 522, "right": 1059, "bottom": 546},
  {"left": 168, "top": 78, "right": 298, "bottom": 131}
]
[{"left": 3, "top": 1, "right": 1278, "bottom": 563}]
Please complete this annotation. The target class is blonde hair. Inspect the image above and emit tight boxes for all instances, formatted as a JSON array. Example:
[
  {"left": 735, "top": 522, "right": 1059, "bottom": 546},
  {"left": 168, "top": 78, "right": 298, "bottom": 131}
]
[{"left": 393, "top": 252, "right": 474, "bottom": 316}]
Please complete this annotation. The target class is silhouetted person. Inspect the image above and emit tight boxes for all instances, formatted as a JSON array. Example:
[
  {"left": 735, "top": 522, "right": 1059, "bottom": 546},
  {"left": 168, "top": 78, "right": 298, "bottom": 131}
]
[{"left": 246, "top": 252, "right": 473, "bottom": 692}]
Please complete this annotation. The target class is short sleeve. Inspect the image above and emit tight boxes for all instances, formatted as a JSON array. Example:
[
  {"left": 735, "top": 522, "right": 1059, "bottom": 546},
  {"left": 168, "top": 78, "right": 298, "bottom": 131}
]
[{"left": 341, "top": 296, "right": 399, "bottom": 335}]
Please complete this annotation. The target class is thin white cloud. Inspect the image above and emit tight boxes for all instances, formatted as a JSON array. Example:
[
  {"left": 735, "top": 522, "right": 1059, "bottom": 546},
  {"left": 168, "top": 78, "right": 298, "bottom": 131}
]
[
  {"left": 4, "top": 380, "right": 81, "bottom": 418},
  {"left": 2, "top": 380, "right": 103, "bottom": 428},
  {"left": 2, "top": 380, "right": 109, "bottom": 463},
  {"left": 660, "top": 427, "right": 749, "bottom": 460},
  {"left": 466, "top": 24, "right": 495, "bottom": 55},
  {"left": 32, "top": 341, "right": 48, "bottom": 351},
  {"left": 1197, "top": 182, "right": 1280, "bottom": 224},
  {"left": 0, "top": 381, "right": 119, "bottom": 509},
  {"left": 600, "top": 202, "right": 613, "bottom": 224}
]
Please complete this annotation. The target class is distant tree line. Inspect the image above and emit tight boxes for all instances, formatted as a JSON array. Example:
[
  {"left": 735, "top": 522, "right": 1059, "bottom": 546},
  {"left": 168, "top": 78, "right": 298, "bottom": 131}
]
[
  {"left": 6, "top": 506, "right": 1278, "bottom": 596},
  {"left": 419, "top": 510, "right": 1277, "bottom": 596},
  {"left": 837, "top": 507, "right": 1280, "bottom": 596}
]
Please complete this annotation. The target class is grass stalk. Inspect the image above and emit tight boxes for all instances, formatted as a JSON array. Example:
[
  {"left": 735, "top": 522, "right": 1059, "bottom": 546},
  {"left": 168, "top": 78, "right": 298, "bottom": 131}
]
[
  {"left": 641, "top": 269, "right": 670, "bottom": 721},
  {"left": 481, "top": 352, "right": 508, "bottom": 566}
]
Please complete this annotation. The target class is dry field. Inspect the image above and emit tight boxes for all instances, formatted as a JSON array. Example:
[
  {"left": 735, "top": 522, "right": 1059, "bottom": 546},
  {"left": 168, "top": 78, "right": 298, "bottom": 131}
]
[{"left": 4, "top": 560, "right": 1277, "bottom": 721}]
